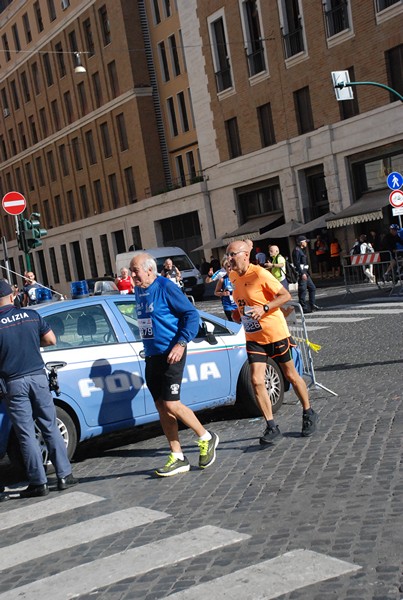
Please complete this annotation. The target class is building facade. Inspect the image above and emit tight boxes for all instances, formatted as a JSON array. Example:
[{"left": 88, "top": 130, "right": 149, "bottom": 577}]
[{"left": 0, "top": 0, "right": 402, "bottom": 293}]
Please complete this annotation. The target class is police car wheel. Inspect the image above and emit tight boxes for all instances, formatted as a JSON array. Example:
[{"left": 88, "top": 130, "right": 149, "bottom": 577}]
[{"left": 236, "top": 358, "right": 285, "bottom": 417}]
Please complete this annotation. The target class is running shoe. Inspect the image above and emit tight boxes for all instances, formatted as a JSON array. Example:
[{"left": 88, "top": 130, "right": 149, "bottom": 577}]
[
  {"left": 301, "top": 410, "right": 319, "bottom": 437},
  {"left": 259, "top": 424, "right": 282, "bottom": 445},
  {"left": 198, "top": 431, "right": 219, "bottom": 468},
  {"left": 155, "top": 454, "right": 190, "bottom": 477}
]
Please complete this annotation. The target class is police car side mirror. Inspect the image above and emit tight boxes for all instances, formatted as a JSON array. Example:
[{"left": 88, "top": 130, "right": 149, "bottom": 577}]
[{"left": 198, "top": 320, "right": 218, "bottom": 345}]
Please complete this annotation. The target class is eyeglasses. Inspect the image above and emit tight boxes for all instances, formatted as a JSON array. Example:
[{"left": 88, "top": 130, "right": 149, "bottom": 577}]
[{"left": 227, "top": 250, "right": 247, "bottom": 258}]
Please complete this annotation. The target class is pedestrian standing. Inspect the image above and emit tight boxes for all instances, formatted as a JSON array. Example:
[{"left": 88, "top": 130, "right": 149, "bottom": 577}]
[
  {"left": 329, "top": 238, "right": 342, "bottom": 278},
  {"left": 115, "top": 267, "right": 134, "bottom": 294},
  {"left": 22, "top": 271, "right": 41, "bottom": 306},
  {"left": 314, "top": 235, "right": 329, "bottom": 279},
  {"left": 130, "top": 252, "right": 219, "bottom": 477},
  {"left": 226, "top": 241, "right": 318, "bottom": 444},
  {"left": 0, "top": 280, "right": 78, "bottom": 498},
  {"left": 254, "top": 247, "right": 267, "bottom": 266},
  {"left": 160, "top": 258, "right": 182, "bottom": 288},
  {"left": 264, "top": 245, "right": 289, "bottom": 290},
  {"left": 214, "top": 259, "right": 237, "bottom": 320},
  {"left": 292, "top": 236, "right": 320, "bottom": 314}
]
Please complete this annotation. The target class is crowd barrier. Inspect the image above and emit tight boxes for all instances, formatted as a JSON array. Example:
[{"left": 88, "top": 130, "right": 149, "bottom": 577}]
[
  {"left": 285, "top": 301, "right": 337, "bottom": 397},
  {"left": 342, "top": 251, "right": 399, "bottom": 296}
]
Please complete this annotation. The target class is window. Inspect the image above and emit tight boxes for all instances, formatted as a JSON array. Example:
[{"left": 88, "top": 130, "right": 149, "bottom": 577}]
[
  {"left": 168, "top": 34, "right": 181, "bottom": 76},
  {"left": 72, "top": 137, "right": 83, "bottom": 170},
  {"left": 51, "top": 99, "right": 61, "bottom": 130},
  {"left": 29, "top": 116, "right": 39, "bottom": 144},
  {"left": 63, "top": 91, "right": 74, "bottom": 123},
  {"left": 47, "top": 150, "right": 57, "bottom": 181},
  {"left": 31, "top": 62, "right": 41, "bottom": 95},
  {"left": 158, "top": 41, "right": 170, "bottom": 82},
  {"left": 209, "top": 15, "right": 232, "bottom": 92},
  {"left": 92, "top": 72, "right": 103, "bottom": 108},
  {"left": 66, "top": 190, "right": 76, "bottom": 221},
  {"left": 12, "top": 24, "right": 21, "bottom": 52},
  {"left": 186, "top": 151, "right": 197, "bottom": 181},
  {"left": 177, "top": 91, "right": 189, "bottom": 132},
  {"left": 47, "top": 0, "right": 56, "bottom": 22},
  {"left": 240, "top": 0, "right": 266, "bottom": 76},
  {"left": 18, "top": 122, "right": 28, "bottom": 150},
  {"left": 152, "top": 0, "right": 161, "bottom": 24},
  {"left": 163, "top": 0, "right": 172, "bottom": 17},
  {"left": 131, "top": 226, "right": 142, "bottom": 251},
  {"left": 100, "top": 122, "right": 112, "bottom": 158},
  {"left": 61, "top": 245, "right": 72, "bottom": 281},
  {"left": 108, "top": 173, "right": 119, "bottom": 208},
  {"left": 10, "top": 80, "right": 20, "bottom": 110},
  {"left": 100, "top": 234, "right": 113, "bottom": 276},
  {"left": 86, "top": 238, "right": 98, "bottom": 277},
  {"left": 68, "top": 31, "right": 78, "bottom": 70},
  {"left": 294, "top": 86, "right": 314, "bottom": 134},
  {"left": 54, "top": 194, "right": 64, "bottom": 226},
  {"left": 0, "top": 136, "right": 7, "bottom": 162},
  {"left": 55, "top": 42, "right": 66, "bottom": 78},
  {"left": 225, "top": 117, "right": 242, "bottom": 158},
  {"left": 15, "top": 167, "right": 23, "bottom": 191},
  {"left": 22, "top": 13, "right": 32, "bottom": 44},
  {"left": 2, "top": 34, "right": 10, "bottom": 62},
  {"left": 107, "top": 61, "right": 119, "bottom": 98},
  {"left": 59, "top": 144, "right": 69, "bottom": 176},
  {"left": 339, "top": 66, "right": 359, "bottom": 120},
  {"left": 99, "top": 5, "right": 111, "bottom": 46},
  {"left": 34, "top": 1, "right": 44, "bottom": 32},
  {"left": 279, "top": 0, "right": 305, "bottom": 59},
  {"left": 83, "top": 130, "right": 96, "bottom": 165},
  {"left": 36, "top": 156, "right": 45, "bottom": 187},
  {"left": 124, "top": 167, "right": 136, "bottom": 203},
  {"left": 116, "top": 113, "right": 128, "bottom": 151},
  {"left": 167, "top": 97, "right": 178, "bottom": 136},
  {"left": 257, "top": 103, "right": 276, "bottom": 147},
  {"left": 1, "top": 88, "right": 9, "bottom": 112},
  {"left": 238, "top": 182, "right": 282, "bottom": 221},
  {"left": 93, "top": 179, "right": 104, "bottom": 212},
  {"left": 25, "top": 163, "right": 35, "bottom": 191},
  {"left": 179, "top": 30, "right": 187, "bottom": 72},
  {"left": 77, "top": 82, "right": 88, "bottom": 116},
  {"left": 83, "top": 18, "right": 95, "bottom": 57},
  {"left": 49, "top": 247, "right": 60, "bottom": 284},
  {"left": 376, "top": 0, "right": 400, "bottom": 10},
  {"left": 323, "top": 0, "right": 350, "bottom": 37},
  {"left": 8, "top": 129, "right": 17, "bottom": 155},
  {"left": 79, "top": 185, "right": 90, "bottom": 218},
  {"left": 175, "top": 155, "right": 186, "bottom": 186},
  {"left": 39, "top": 108, "right": 48, "bottom": 138},
  {"left": 43, "top": 53, "right": 54, "bottom": 86},
  {"left": 385, "top": 44, "right": 403, "bottom": 101}
]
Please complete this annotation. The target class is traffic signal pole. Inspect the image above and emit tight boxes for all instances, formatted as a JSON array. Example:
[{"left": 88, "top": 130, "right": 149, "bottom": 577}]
[{"left": 16, "top": 215, "right": 31, "bottom": 271}]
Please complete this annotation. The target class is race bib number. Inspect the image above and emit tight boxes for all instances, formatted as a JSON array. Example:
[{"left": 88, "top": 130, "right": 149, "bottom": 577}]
[
  {"left": 241, "top": 314, "right": 262, "bottom": 334},
  {"left": 138, "top": 317, "right": 154, "bottom": 339}
]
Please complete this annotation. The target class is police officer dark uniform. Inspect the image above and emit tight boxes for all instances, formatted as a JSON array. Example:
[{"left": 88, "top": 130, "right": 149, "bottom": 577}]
[
  {"left": 0, "top": 280, "right": 78, "bottom": 498},
  {"left": 292, "top": 235, "right": 321, "bottom": 314}
]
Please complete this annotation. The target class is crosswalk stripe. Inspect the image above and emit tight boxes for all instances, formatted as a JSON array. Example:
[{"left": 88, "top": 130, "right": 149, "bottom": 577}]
[
  {"left": 319, "top": 308, "right": 403, "bottom": 314},
  {"left": 0, "top": 525, "right": 250, "bottom": 600},
  {"left": 163, "top": 549, "right": 361, "bottom": 599},
  {"left": 303, "top": 317, "right": 372, "bottom": 322},
  {"left": 0, "top": 506, "right": 169, "bottom": 572},
  {"left": 0, "top": 492, "right": 104, "bottom": 532}
]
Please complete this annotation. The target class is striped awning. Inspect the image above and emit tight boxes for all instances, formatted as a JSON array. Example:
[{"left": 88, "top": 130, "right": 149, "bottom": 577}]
[{"left": 326, "top": 190, "right": 390, "bottom": 229}]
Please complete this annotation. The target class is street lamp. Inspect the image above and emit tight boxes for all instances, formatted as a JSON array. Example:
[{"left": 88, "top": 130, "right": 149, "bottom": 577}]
[
  {"left": 331, "top": 70, "right": 403, "bottom": 102},
  {"left": 74, "top": 52, "right": 86, "bottom": 74}
]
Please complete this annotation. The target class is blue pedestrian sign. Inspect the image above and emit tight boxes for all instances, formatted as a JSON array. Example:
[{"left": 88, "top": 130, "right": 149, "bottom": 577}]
[{"left": 386, "top": 171, "right": 403, "bottom": 190}]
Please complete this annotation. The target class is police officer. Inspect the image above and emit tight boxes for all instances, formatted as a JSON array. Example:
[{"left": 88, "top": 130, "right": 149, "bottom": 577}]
[
  {"left": 292, "top": 235, "right": 321, "bottom": 314},
  {"left": 0, "top": 280, "right": 77, "bottom": 498}
]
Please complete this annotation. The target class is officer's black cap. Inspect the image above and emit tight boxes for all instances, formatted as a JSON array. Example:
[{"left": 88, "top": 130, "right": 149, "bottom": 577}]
[{"left": 0, "top": 280, "right": 13, "bottom": 298}]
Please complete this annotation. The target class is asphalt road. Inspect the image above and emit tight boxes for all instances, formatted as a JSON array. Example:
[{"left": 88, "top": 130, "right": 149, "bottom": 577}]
[{"left": 1, "top": 282, "right": 402, "bottom": 600}]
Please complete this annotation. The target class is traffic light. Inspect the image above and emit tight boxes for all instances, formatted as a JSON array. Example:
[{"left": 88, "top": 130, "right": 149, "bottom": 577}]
[{"left": 24, "top": 213, "right": 47, "bottom": 250}]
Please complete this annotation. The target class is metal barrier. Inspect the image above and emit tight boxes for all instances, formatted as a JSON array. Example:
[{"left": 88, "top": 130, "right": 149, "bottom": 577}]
[
  {"left": 392, "top": 249, "right": 403, "bottom": 296},
  {"left": 285, "top": 301, "right": 337, "bottom": 397},
  {"left": 342, "top": 251, "right": 397, "bottom": 296}
]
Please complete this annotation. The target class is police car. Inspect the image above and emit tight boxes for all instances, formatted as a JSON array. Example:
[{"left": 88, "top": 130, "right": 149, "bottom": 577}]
[{"left": 0, "top": 295, "right": 286, "bottom": 468}]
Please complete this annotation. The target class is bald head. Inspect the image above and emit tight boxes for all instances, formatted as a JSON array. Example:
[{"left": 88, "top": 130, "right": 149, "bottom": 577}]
[
  {"left": 226, "top": 240, "right": 250, "bottom": 275},
  {"left": 269, "top": 245, "right": 279, "bottom": 256}
]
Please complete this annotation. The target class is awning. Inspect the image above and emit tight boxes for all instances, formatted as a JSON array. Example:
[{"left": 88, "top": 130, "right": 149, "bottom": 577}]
[
  {"left": 191, "top": 236, "right": 225, "bottom": 252},
  {"left": 255, "top": 219, "right": 304, "bottom": 240},
  {"left": 222, "top": 213, "right": 282, "bottom": 244},
  {"left": 326, "top": 190, "right": 390, "bottom": 229},
  {"left": 291, "top": 212, "right": 336, "bottom": 236}
]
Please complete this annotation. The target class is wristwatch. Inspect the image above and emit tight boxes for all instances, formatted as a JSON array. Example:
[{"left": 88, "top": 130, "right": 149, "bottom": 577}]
[
  {"left": 177, "top": 341, "right": 187, "bottom": 347},
  {"left": 263, "top": 304, "right": 270, "bottom": 313}
]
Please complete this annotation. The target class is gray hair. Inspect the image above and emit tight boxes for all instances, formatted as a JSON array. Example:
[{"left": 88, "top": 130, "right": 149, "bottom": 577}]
[{"left": 130, "top": 251, "right": 158, "bottom": 275}]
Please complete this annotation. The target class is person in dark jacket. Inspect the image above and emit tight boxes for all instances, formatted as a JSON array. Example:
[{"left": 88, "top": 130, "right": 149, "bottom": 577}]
[{"left": 292, "top": 236, "right": 321, "bottom": 314}]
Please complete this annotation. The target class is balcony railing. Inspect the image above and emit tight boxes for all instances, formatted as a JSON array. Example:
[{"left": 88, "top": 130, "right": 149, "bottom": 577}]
[
  {"left": 324, "top": 1, "right": 350, "bottom": 37},
  {"left": 282, "top": 26, "right": 304, "bottom": 59},
  {"left": 246, "top": 47, "right": 266, "bottom": 77},
  {"left": 376, "top": 0, "right": 400, "bottom": 11},
  {"left": 215, "top": 66, "right": 232, "bottom": 93}
]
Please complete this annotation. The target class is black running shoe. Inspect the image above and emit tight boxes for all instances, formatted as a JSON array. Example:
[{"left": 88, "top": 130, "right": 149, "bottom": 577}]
[
  {"left": 301, "top": 410, "right": 319, "bottom": 437},
  {"left": 260, "top": 424, "right": 282, "bottom": 446}
]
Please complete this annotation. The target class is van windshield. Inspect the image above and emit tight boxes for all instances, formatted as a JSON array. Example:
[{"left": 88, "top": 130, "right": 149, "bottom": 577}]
[{"left": 157, "top": 255, "right": 195, "bottom": 272}]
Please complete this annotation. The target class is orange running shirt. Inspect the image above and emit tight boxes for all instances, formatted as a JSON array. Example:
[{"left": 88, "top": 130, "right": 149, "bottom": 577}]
[{"left": 230, "top": 264, "right": 290, "bottom": 344}]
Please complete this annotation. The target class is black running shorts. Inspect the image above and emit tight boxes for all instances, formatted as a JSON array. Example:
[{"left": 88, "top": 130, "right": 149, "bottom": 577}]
[
  {"left": 145, "top": 350, "right": 186, "bottom": 401},
  {"left": 246, "top": 337, "right": 296, "bottom": 365}
]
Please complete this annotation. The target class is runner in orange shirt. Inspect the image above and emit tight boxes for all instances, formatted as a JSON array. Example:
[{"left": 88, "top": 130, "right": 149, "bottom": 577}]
[{"left": 227, "top": 240, "right": 318, "bottom": 445}]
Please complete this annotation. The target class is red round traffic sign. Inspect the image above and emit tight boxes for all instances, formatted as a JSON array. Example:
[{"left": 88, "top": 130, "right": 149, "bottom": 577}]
[
  {"left": 2, "top": 191, "right": 27, "bottom": 215},
  {"left": 389, "top": 190, "right": 403, "bottom": 209}
]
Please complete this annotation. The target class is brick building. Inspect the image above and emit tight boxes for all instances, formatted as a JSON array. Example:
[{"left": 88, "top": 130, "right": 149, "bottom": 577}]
[{"left": 0, "top": 0, "right": 402, "bottom": 293}]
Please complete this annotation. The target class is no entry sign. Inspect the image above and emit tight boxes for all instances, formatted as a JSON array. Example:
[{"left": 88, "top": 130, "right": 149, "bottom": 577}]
[{"left": 2, "top": 191, "right": 27, "bottom": 216}]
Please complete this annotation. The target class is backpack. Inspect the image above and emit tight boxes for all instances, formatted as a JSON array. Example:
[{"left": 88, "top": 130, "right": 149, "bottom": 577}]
[
  {"left": 350, "top": 242, "right": 361, "bottom": 256},
  {"left": 284, "top": 260, "right": 299, "bottom": 284}
]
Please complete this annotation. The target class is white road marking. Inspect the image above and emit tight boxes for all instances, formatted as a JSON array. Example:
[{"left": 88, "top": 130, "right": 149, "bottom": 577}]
[
  {"left": 0, "top": 506, "right": 169, "bottom": 571},
  {"left": 303, "top": 317, "right": 372, "bottom": 322},
  {"left": 0, "top": 526, "right": 250, "bottom": 600},
  {"left": 0, "top": 492, "right": 104, "bottom": 532},
  {"left": 319, "top": 308, "right": 403, "bottom": 314},
  {"left": 163, "top": 549, "right": 361, "bottom": 599}
]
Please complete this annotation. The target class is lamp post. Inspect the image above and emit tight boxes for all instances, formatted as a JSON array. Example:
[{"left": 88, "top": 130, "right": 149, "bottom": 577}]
[{"left": 331, "top": 71, "right": 403, "bottom": 102}]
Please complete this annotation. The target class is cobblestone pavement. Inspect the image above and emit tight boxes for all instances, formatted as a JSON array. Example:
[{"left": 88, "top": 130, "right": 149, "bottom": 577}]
[{"left": 0, "top": 284, "right": 402, "bottom": 599}]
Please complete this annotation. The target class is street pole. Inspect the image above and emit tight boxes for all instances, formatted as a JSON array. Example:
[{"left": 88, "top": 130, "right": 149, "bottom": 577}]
[
  {"left": 334, "top": 80, "right": 403, "bottom": 103},
  {"left": 1, "top": 236, "right": 11, "bottom": 282},
  {"left": 16, "top": 215, "right": 31, "bottom": 271}
]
